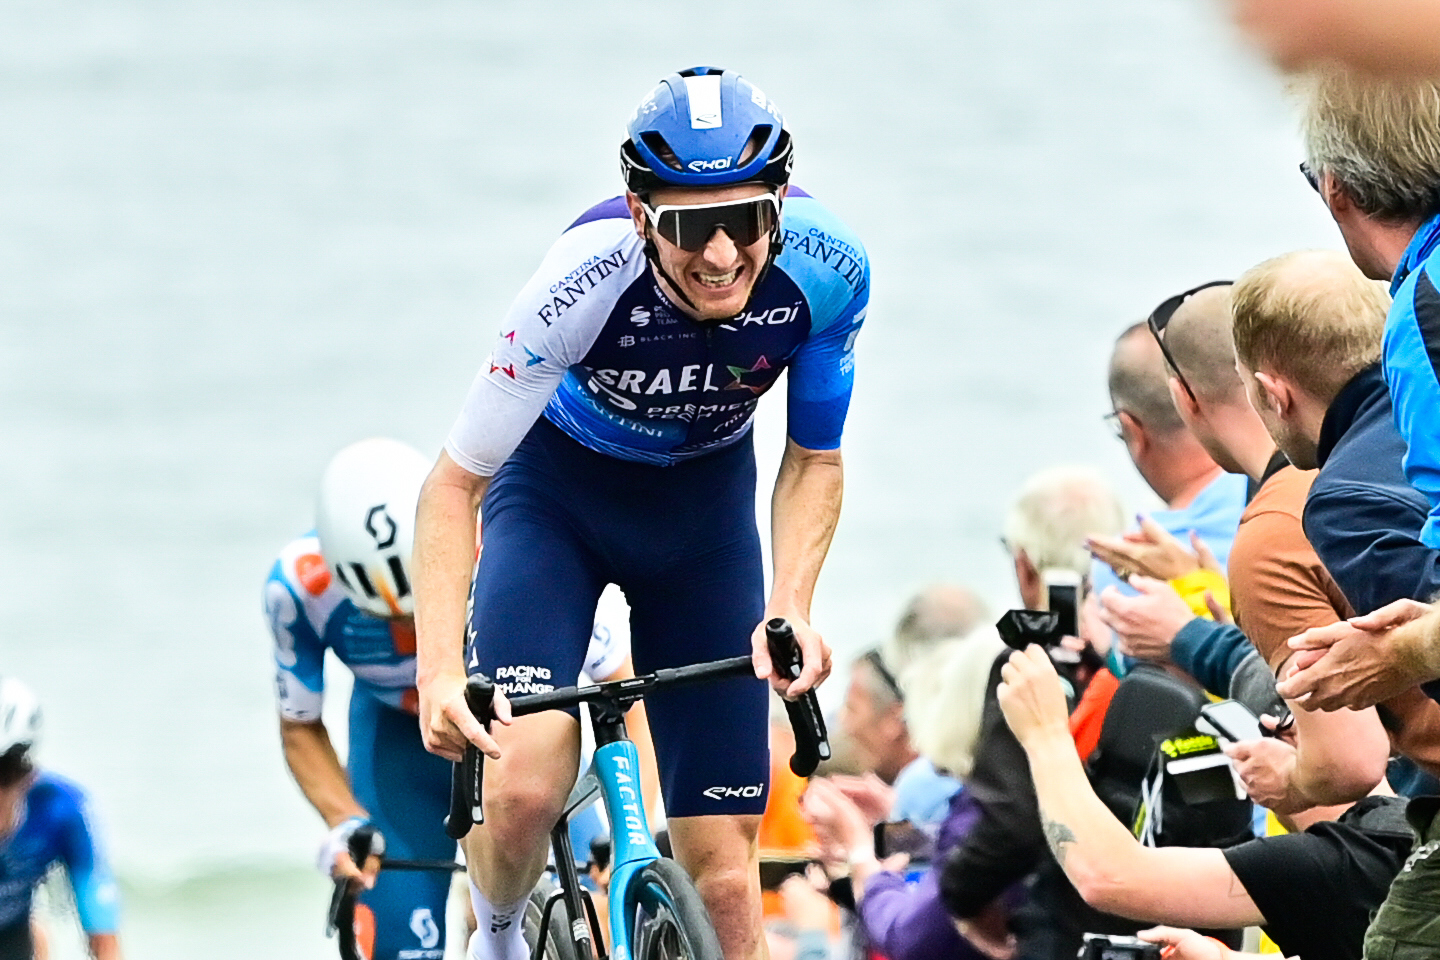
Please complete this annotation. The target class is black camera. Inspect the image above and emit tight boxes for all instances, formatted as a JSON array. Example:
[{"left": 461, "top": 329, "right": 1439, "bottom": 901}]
[
  {"left": 996, "top": 609, "right": 1065, "bottom": 651},
  {"left": 1078, "top": 934, "right": 1162, "bottom": 960}
]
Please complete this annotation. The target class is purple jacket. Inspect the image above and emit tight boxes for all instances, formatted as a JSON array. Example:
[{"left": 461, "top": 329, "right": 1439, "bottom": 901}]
[{"left": 858, "top": 790, "right": 991, "bottom": 960}]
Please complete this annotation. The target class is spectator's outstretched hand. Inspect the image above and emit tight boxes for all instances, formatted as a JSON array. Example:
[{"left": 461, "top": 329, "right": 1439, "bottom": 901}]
[
  {"left": 1099, "top": 577, "right": 1196, "bottom": 665},
  {"left": 996, "top": 646, "right": 1070, "bottom": 746},
  {"left": 1087, "top": 515, "right": 1202, "bottom": 582},
  {"left": 800, "top": 776, "right": 874, "bottom": 868},
  {"left": 827, "top": 772, "right": 894, "bottom": 826},
  {"left": 1279, "top": 600, "right": 1437, "bottom": 709},
  {"left": 1138, "top": 927, "right": 1236, "bottom": 960}
]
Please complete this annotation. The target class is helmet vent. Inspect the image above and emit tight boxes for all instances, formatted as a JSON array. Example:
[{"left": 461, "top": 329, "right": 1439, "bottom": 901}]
[
  {"left": 740, "top": 125, "right": 771, "bottom": 166},
  {"left": 640, "top": 132, "right": 684, "bottom": 172},
  {"left": 333, "top": 564, "right": 353, "bottom": 591},
  {"left": 348, "top": 563, "right": 379, "bottom": 599},
  {"left": 387, "top": 555, "right": 412, "bottom": 598}
]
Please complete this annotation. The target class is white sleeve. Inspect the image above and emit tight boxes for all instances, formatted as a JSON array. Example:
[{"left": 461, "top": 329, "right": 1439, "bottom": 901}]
[{"left": 444, "top": 219, "right": 643, "bottom": 476}]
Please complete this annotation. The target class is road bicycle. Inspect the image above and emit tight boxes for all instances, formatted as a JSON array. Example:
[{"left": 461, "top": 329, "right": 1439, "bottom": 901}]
[{"left": 444, "top": 617, "right": 830, "bottom": 960}]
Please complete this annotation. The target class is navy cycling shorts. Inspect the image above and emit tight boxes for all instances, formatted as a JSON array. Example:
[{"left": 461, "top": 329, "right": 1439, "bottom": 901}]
[
  {"left": 467, "top": 417, "right": 770, "bottom": 818},
  {"left": 348, "top": 692, "right": 455, "bottom": 960}
]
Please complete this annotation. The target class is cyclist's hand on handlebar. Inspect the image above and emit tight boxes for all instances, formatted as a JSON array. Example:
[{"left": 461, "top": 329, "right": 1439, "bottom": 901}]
[
  {"left": 751, "top": 612, "right": 832, "bottom": 698},
  {"left": 418, "top": 671, "right": 512, "bottom": 762},
  {"left": 319, "top": 818, "right": 383, "bottom": 890}
]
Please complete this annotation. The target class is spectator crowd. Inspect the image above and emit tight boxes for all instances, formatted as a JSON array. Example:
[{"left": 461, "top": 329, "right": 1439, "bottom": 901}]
[{"left": 761, "top": 66, "right": 1440, "bottom": 960}]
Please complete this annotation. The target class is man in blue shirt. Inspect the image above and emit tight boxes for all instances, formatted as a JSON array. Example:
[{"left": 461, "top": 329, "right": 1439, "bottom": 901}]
[{"left": 1091, "top": 321, "right": 1247, "bottom": 676}]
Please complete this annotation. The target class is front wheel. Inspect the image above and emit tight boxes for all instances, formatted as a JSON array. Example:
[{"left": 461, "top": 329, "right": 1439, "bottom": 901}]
[
  {"left": 524, "top": 872, "right": 581, "bottom": 960},
  {"left": 629, "top": 858, "right": 723, "bottom": 960}
]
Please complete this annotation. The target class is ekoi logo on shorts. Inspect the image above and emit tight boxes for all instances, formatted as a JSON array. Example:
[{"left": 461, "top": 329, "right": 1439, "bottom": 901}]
[{"left": 702, "top": 783, "right": 765, "bottom": 801}]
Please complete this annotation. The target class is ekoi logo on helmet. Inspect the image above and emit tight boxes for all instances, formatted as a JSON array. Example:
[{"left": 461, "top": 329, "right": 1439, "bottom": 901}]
[{"left": 687, "top": 156, "right": 732, "bottom": 172}]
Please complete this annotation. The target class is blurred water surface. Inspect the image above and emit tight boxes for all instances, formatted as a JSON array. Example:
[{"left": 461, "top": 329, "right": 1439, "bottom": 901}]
[{"left": 1, "top": 0, "right": 1339, "bottom": 955}]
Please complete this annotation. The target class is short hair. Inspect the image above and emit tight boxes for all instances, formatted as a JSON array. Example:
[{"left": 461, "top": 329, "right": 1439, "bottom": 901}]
[
  {"left": 1164, "top": 285, "right": 1245, "bottom": 404},
  {"left": 1003, "top": 465, "right": 1126, "bottom": 577},
  {"left": 903, "top": 632, "right": 1005, "bottom": 779},
  {"left": 1300, "top": 68, "right": 1440, "bottom": 223},
  {"left": 1108, "top": 323, "right": 1186, "bottom": 434},
  {"left": 884, "top": 583, "right": 989, "bottom": 674},
  {"left": 1231, "top": 250, "right": 1388, "bottom": 403}
]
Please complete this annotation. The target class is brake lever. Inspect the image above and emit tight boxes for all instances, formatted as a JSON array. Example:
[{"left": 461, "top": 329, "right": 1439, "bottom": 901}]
[
  {"left": 765, "top": 618, "right": 831, "bottom": 776},
  {"left": 445, "top": 674, "right": 497, "bottom": 840}
]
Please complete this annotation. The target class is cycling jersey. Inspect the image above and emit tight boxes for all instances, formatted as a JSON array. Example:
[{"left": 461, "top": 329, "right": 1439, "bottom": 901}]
[
  {"left": 445, "top": 189, "right": 868, "bottom": 473},
  {"left": 265, "top": 533, "right": 628, "bottom": 718},
  {"left": 1385, "top": 213, "right": 1440, "bottom": 548},
  {"left": 0, "top": 772, "right": 120, "bottom": 935}
]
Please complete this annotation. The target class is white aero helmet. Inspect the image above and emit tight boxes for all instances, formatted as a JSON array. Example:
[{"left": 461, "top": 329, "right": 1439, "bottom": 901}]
[
  {"left": 0, "top": 676, "right": 41, "bottom": 755},
  {"left": 316, "top": 438, "right": 431, "bottom": 619}
]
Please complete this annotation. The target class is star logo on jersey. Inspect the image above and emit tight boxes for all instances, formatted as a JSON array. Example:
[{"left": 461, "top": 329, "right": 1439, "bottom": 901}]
[
  {"left": 724, "top": 356, "right": 774, "bottom": 394},
  {"left": 489, "top": 361, "right": 516, "bottom": 379},
  {"left": 522, "top": 345, "right": 545, "bottom": 367}
]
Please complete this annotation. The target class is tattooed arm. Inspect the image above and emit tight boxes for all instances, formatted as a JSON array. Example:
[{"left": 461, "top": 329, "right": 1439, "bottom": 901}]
[{"left": 998, "top": 647, "right": 1264, "bottom": 929}]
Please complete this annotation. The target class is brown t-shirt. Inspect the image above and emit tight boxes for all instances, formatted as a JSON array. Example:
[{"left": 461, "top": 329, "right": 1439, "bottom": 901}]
[
  {"left": 1232, "top": 464, "right": 1440, "bottom": 775},
  {"left": 1230, "top": 465, "right": 1352, "bottom": 655}
]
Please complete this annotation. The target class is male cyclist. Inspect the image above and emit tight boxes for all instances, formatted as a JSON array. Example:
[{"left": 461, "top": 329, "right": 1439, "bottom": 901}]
[
  {"left": 267, "top": 438, "right": 643, "bottom": 960},
  {"left": 0, "top": 677, "right": 124, "bottom": 960},
  {"left": 413, "top": 66, "right": 869, "bottom": 960}
]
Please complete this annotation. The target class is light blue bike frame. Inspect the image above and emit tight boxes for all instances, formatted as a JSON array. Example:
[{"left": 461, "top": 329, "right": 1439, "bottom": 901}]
[{"left": 560, "top": 736, "right": 661, "bottom": 960}]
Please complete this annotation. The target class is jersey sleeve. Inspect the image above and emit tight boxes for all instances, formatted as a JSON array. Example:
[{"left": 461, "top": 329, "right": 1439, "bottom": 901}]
[
  {"left": 265, "top": 558, "right": 327, "bottom": 722},
  {"left": 445, "top": 218, "right": 639, "bottom": 476},
  {"left": 57, "top": 787, "right": 122, "bottom": 934},
  {"left": 781, "top": 200, "right": 869, "bottom": 451}
]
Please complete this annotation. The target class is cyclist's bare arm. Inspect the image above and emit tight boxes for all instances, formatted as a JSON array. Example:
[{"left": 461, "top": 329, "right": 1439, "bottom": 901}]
[
  {"left": 413, "top": 451, "right": 510, "bottom": 762},
  {"left": 280, "top": 718, "right": 368, "bottom": 827},
  {"left": 753, "top": 439, "right": 841, "bottom": 697},
  {"left": 87, "top": 932, "right": 122, "bottom": 960}
]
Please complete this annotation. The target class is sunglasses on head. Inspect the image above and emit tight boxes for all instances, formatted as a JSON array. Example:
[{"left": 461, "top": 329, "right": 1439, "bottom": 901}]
[
  {"left": 1146, "top": 280, "right": 1233, "bottom": 403},
  {"left": 862, "top": 648, "right": 904, "bottom": 703},
  {"left": 641, "top": 193, "right": 780, "bottom": 252},
  {"left": 1299, "top": 161, "right": 1321, "bottom": 194}
]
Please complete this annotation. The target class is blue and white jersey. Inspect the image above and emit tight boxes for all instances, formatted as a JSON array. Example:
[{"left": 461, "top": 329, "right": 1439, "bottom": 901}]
[
  {"left": 445, "top": 189, "right": 868, "bottom": 474},
  {"left": 1385, "top": 213, "right": 1440, "bottom": 549},
  {"left": 0, "top": 772, "right": 121, "bottom": 934},
  {"left": 265, "top": 534, "right": 631, "bottom": 719}
]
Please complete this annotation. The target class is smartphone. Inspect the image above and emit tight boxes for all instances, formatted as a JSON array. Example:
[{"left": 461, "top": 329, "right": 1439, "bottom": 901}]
[
  {"left": 1197, "top": 699, "right": 1266, "bottom": 743},
  {"left": 873, "top": 820, "right": 933, "bottom": 862},
  {"left": 1079, "top": 934, "right": 1162, "bottom": 959},
  {"left": 758, "top": 857, "right": 812, "bottom": 891},
  {"left": 1043, "top": 569, "right": 1082, "bottom": 638}
]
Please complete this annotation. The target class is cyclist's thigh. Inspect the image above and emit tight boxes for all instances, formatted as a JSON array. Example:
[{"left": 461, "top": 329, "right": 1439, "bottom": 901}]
[
  {"left": 625, "top": 508, "right": 769, "bottom": 819},
  {"left": 469, "top": 471, "right": 606, "bottom": 709},
  {"left": 348, "top": 693, "right": 453, "bottom": 960}
]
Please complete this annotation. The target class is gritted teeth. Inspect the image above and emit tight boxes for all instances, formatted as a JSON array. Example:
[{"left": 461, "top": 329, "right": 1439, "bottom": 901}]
[{"left": 695, "top": 266, "right": 740, "bottom": 287}]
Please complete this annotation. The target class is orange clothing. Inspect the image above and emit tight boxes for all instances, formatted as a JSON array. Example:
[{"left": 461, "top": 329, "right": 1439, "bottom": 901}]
[{"left": 1069, "top": 668, "right": 1119, "bottom": 762}]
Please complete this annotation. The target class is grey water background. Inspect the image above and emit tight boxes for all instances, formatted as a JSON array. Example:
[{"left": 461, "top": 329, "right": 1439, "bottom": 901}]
[{"left": 1, "top": 0, "right": 1340, "bottom": 955}]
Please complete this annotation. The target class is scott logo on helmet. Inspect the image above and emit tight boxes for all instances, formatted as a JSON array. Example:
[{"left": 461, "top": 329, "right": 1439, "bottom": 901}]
[
  {"left": 687, "top": 157, "right": 732, "bottom": 172},
  {"left": 365, "top": 504, "right": 397, "bottom": 549}
]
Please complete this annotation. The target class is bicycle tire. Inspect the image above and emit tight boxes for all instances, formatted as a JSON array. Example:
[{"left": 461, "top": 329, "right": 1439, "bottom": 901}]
[
  {"left": 629, "top": 858, "right": 723, "bottom": 960},
  {"left": 524, "top": 873, "right": 581, "bottom": 960}
]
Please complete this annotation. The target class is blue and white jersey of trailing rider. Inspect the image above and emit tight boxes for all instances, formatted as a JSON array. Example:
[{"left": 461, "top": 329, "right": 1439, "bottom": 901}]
[
  {"left": 444, "top": 190, "right": 868, "bottom": 472},
  {"left": 265, "top": 534, "right": 632, "bottom": 719}
]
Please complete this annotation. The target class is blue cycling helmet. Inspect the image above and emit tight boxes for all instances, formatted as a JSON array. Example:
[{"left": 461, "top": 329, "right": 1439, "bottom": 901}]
[{"left": 621, "top": 66, "right": 793, "bottom": 195}]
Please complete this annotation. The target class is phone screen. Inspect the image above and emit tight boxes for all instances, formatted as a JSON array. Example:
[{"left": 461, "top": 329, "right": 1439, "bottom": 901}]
[
  {"left": 1048, "top": 583, "right": 1079, "bottom": 637},
  {"left": 874, "top": 820, "right": 933, "bottom": 862},
  {"left": 1199, "top": 699, "right": 1265, "bottom": 743}
]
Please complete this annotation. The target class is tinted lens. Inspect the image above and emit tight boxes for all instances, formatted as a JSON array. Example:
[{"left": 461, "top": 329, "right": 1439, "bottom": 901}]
[{"left": 657, "top": 197, "right": 776, "bottom": 251}]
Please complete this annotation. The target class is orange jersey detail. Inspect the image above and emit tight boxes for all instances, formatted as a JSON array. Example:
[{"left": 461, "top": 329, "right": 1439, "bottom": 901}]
[
  {"left": 390, "top": 619, "right": 417, "bottom": 656},
  {"left": 295, "top": 553, "right": 332, "bottom": 596}
]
